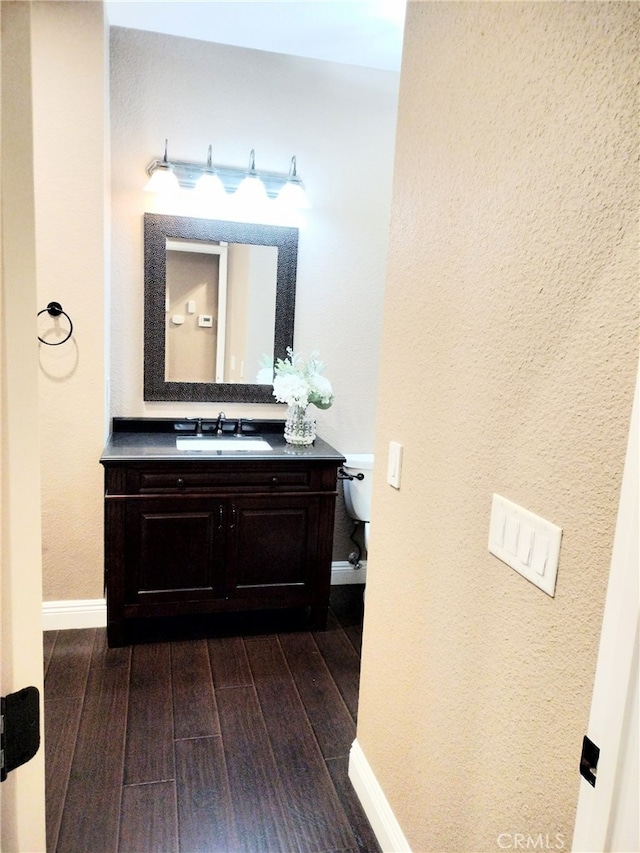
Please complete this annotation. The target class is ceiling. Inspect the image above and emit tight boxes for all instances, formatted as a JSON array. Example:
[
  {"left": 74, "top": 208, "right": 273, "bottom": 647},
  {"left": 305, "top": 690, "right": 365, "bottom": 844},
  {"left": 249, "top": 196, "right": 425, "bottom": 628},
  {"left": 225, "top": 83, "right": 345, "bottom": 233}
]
[{"left": 105, "top": 0, "right": 406, "bottom": 71}]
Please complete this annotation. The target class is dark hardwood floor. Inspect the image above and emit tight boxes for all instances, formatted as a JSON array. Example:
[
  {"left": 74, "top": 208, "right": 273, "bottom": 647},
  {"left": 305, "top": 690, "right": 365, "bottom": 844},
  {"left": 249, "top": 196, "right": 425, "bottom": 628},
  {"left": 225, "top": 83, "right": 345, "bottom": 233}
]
[{"left": 43, "top": 586, "right": 381, "bottom": 853}]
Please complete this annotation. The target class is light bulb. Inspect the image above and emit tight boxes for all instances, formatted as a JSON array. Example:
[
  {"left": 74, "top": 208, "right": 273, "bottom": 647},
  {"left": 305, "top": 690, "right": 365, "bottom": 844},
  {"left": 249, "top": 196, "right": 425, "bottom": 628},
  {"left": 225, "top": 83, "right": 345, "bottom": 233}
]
[
  {"left": 234, "top": 174, "right": 269, "bottom": 205},
  {"left": 277, "top": 180, "right": 310, "bottom": 209},
  {"left": 144, "top": 164, "right": 180, "bottom": 194},
  {"left": 195, "top": 170, "right": 226, "bottom": 202},
  {"left": 276, "top": 156, "right": 310, "bottom": 209},
  {"left": 144, "top": 140, "right": 180, "bottom": 194}
]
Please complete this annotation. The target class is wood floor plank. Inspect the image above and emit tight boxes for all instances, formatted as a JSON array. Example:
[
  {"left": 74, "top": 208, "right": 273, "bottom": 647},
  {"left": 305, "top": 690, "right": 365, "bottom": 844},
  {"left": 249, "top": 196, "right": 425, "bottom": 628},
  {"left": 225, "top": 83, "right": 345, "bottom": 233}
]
[
  {"left": 43, "top": 630, "right": 57, "bottom": 679},
  {"left": 44, "top": 627, "right": 96, "bottom": 699},
  {"left": 246, "top": 636, "right": 356, "bottom": 853},
  {"left": 56, "top": 662, "right": 130, "bottom": 853},
  {"left": 326, "top": 756, "right": 383, "bottom": 853},
  {"left": 91, "top": 627, "right": 132, "bottom": 669},
  {"left": 329, "top": 585, "right": 366, "bottom": 618},
  {"left": 124, "top": 642, "right": 175, "bottom": 784},
  {"left": 207, "top": 635, "right": 253, "bottom": 688},
  {"left": 328, "top": 586, "right": 365, "bottom": 655},
  {"left": 313, "top": 626, "right": 361, "bottom": 722},
  {"left": 216, "top": 685, "right": 298, "bottom": 853},
  {"left": 279, "top": 631, "right": 356, "bottom": 760},
  {"left": 45, "top": 696, "right": 83, "bottom": 853},
  {"left": 172, "top": 639, "right": 220, "bottom": 739},
  {"left": 343, "top": 622, "right": 363, "bottom": 657},
  {"left": 175, "top": 736, "right": 238, "bottom": 853},
  {"left": 44, "top": 586, "right": 374, "bottom": 853},
  {"left": 119, "top": 781, "right": 178, "bottom": 853}
]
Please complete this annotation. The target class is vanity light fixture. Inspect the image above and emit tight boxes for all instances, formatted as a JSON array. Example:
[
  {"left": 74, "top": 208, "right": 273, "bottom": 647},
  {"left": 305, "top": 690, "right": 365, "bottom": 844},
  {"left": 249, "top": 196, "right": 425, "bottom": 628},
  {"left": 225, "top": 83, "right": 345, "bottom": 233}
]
[
  {"left": 276, "top": 156, "right": 310, "bottom": 209},
  {"left": 144, "top": 143, "right": 309, "bottom": 207},
  {"left": 194, "top": 144, "right": 226, "bottom": 202},
  {"left": 144, "top": 139, "right": 180, "bottom": 194},
  {"left": 233, "top": 149, "right": 269, "bottom": 205}
]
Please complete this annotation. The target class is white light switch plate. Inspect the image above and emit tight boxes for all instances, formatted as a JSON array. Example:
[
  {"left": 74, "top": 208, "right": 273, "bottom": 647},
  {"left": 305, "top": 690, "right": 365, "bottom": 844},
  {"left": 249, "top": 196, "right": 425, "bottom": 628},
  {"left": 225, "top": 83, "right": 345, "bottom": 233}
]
[
  {"left": 387, "top": 441, "right": 403, "bottom": 489},
  {"left": 488, "top": 494, "right": 562, "bottom": 596}
]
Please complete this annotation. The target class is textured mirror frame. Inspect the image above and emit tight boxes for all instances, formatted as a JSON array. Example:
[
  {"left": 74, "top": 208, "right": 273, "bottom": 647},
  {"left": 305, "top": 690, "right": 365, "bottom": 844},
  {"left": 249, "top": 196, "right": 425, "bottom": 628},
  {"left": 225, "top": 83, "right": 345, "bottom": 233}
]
[{"left": 143, "top": 213, "right": 298, "bottom": 403}]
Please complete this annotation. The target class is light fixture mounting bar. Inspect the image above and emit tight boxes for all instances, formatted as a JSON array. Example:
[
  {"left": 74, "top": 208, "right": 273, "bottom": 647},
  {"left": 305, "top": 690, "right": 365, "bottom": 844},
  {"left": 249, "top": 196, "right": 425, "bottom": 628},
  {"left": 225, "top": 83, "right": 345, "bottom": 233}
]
[{"left": 145, "top": 158, "right": 293, "bottom": 198}]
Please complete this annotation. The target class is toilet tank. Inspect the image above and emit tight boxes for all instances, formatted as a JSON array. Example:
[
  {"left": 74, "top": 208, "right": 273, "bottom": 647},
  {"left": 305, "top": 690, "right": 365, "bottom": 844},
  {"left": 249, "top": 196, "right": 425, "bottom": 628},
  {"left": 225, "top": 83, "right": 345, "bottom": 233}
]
[{"left": 342, "top": 453, "right": 374, "bottom": 522}]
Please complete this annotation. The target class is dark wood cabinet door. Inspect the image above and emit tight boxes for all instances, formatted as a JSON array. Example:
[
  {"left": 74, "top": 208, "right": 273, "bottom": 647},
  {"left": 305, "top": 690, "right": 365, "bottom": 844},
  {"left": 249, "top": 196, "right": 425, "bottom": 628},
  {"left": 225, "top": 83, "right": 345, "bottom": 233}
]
[
  {"left": 124, "top": 498, "right": 227, "bottom": 604},
  {"left": 226, "top": 495, "right": 320, "bottom": 601}
]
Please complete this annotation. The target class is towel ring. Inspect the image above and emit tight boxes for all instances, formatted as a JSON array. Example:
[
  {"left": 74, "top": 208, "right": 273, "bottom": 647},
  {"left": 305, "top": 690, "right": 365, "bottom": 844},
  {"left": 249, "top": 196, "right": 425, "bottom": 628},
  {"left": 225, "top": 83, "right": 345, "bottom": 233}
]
[{"left": 37, "top": 302, "right": 73, "bottom": 346}]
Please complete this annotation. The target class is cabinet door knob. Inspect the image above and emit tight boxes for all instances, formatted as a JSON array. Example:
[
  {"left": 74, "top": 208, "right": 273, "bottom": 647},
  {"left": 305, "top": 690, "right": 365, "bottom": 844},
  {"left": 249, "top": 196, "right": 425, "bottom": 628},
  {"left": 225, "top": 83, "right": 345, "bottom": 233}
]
[
  {"left": 271, "top": 477, "right": 279, "bottom": 487},
  {"left": 177, "top": 478, "right": 185, "bottom": 487}
]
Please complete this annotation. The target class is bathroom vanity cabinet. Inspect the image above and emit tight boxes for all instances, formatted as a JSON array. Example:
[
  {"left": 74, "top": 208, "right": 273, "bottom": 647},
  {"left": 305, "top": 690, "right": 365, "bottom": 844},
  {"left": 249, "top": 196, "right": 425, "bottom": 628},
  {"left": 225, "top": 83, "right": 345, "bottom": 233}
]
[{"left": 101, "top": 419, "right": 345, "bottom": 646}]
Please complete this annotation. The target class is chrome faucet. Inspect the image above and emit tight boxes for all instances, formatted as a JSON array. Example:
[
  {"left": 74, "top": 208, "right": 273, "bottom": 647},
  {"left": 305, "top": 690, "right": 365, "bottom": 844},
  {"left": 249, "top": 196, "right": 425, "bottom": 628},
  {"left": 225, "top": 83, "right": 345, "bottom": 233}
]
[{"left": 216, "top": 412, "right": 226, "bottom": 435}]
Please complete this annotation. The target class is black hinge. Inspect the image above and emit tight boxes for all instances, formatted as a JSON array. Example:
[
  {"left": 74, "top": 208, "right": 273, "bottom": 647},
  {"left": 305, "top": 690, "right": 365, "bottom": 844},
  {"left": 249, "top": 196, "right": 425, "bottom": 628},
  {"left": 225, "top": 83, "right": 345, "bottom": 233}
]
[
  {"left": 580, "top": 735, "right": 600, "bottom": 787},
  {"left": 0, "top": 686, "right": 40, "bottom": 782}
]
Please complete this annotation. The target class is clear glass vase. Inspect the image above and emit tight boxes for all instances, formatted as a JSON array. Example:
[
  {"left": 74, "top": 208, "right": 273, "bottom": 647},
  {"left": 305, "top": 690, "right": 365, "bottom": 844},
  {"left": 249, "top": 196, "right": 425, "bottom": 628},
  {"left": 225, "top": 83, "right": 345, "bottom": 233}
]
[{"left": 284, "top": 404, "right": 316, "bottom": 445}]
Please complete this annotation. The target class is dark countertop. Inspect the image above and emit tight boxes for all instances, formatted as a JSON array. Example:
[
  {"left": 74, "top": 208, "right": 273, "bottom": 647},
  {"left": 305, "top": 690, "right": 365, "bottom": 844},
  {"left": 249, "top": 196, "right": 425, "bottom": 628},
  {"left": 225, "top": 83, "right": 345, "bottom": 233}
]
[{"left": 100, "top": 418, "right": 345, "bottom": 464}]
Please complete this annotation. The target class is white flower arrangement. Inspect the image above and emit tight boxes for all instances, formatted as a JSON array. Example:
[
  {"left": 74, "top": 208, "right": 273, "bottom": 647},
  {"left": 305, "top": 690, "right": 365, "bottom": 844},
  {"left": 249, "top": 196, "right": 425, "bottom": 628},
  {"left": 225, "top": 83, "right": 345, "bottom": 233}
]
[{"left": 271, "top": 348, "right": 334, "bottom": 410}]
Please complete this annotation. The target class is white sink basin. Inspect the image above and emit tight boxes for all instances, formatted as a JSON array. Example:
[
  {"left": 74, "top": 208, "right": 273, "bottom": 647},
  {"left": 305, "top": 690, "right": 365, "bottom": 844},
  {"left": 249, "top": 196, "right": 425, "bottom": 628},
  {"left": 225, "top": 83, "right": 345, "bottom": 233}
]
[{"left": 176, "top": 436, "right": 272, "bottom": 452}]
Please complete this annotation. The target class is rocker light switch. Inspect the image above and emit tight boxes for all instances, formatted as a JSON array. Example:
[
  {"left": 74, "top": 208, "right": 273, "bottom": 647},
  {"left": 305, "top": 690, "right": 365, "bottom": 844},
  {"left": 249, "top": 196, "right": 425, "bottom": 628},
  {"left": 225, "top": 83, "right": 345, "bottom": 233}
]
[
  {"left": 517, "top": 525, "right": 534, "bottom": 566},
  {"left": 488, "top": 494, "right": 562, "bottom": 596},
  {"left": 387, "top": 441, "right": 402, "bottom": 489},
  {"left": 504, "top": 516, "right": 520, "bottom": 556}
]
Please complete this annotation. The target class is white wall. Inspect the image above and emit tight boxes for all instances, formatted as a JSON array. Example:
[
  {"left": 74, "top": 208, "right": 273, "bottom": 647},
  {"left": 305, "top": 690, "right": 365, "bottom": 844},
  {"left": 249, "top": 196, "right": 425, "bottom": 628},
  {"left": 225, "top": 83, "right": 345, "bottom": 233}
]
[{"left": 110, "top": 28, "right": 400, "bottom": 458}]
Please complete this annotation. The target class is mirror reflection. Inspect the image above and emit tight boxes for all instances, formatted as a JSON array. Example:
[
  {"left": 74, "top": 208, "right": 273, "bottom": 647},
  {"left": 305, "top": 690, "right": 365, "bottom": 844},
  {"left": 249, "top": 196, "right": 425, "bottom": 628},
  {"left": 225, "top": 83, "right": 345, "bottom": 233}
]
[
  {"left": 144, "top": 214, "right": 298, "bottom": 403},
  {"left": 164, "top": 238, "right": 277, "bottom": 384}
]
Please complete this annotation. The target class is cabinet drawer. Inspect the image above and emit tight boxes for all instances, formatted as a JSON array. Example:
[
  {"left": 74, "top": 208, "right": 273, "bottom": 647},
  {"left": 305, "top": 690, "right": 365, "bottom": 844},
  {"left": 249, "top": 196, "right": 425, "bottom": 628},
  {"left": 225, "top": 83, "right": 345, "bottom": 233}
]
[{"left": 130, "top": 465, "right": 314, "bottom": 494}]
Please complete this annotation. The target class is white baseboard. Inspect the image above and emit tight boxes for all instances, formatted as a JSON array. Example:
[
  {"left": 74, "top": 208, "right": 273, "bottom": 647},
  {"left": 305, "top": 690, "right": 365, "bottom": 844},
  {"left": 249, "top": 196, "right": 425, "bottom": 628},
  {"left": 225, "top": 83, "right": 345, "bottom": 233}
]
[
  {"left": 348, "top": 738, "right": 412, "bottom": 853},
  {"left": 42, "top": 598, "right": 107, "bottom": 631},
  {"left": 331, "top": 559, "right": 367, "bottom": 585},
  {"left": 42, "top": 562, "right": 367, "bottom": 631}
]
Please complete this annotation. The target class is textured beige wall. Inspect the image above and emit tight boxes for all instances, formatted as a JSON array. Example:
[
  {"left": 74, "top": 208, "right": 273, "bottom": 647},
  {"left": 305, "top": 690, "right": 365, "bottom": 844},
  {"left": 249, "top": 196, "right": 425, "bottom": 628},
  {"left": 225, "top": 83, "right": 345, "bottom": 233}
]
[
  {"left": 32, "top": 1, "right": 107, "bottom": 600},
  {"left": 1, "top": 3, "right": 47, "bottom": 847},
  {"left": 357, "top": 3, "right": 638, "bottom": 851}
]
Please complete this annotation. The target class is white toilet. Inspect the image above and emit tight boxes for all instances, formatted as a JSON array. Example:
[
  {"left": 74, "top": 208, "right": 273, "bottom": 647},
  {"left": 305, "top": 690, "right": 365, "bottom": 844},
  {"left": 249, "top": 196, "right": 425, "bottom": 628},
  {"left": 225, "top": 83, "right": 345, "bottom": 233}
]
[{"left": 341, "top": 453, "right": 374, "bottom": 549}]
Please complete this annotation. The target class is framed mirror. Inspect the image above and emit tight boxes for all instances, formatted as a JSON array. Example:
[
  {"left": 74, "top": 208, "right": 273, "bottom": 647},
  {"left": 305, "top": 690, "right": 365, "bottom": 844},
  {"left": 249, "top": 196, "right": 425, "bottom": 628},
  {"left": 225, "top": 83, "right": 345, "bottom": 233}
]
[{"left": 144, "top": 213, "right": 298, "bottom": 402}]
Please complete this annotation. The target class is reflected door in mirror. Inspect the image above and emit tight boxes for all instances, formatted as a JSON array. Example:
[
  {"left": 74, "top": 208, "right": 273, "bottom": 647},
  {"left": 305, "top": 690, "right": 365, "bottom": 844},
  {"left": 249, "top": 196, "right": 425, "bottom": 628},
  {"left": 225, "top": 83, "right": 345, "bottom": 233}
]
[{"left": 165, "top": 240, "right": 224, "bottom": 383}]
